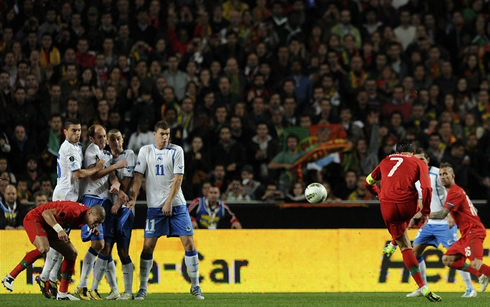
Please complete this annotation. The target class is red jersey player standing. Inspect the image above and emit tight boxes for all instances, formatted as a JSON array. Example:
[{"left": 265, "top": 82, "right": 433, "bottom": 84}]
[
  {"left": 365, "top": 139, "right": 441, "bottom": 302},
  {"left": 2, "top": 201, "right": 105, "bottom": 300},
  {"left": 429, "top": 162, "right": 490, "bottom": 292}
]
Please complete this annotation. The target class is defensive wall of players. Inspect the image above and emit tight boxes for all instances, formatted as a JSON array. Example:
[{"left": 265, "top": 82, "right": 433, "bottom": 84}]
[{"left": 1, "top": 229, "right": 489, "bottom": 293}]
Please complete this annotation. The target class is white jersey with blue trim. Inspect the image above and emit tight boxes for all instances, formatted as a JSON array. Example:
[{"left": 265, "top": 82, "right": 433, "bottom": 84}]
[
  {"left": 53, "top": 139, "right": 83, "bottom": 201},
  {"left": 111, "top": 149, "right": 136, "bottom": 204},
  {"left": 415, "top": 166, "right": 448, "bottom": 224},
  {"left": 81, "top": 143, "right": 113, "bottom": 199},
  {"left": 134, "top": 143, "right": 186, "bottom": 208}
]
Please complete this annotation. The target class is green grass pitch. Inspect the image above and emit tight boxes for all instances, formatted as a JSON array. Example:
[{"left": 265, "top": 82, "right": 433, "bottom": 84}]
[{"left": 1, "top": 293, "right": 489, "bottom": 306}]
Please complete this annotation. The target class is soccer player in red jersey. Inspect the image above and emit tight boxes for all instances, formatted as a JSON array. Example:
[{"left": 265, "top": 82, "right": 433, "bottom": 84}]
[
  {"left": 429, "top": 162, "right": 490, "bottom": 292},
  {"left": 365, "top": 139, "right": 441, "bottom": 302},
  {"left": 2, "top": 201, "right": 105, "bottom": 300}
]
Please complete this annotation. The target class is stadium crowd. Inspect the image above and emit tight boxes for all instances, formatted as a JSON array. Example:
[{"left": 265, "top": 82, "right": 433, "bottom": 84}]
[{"left": 1, "top": 0, "right": 490, "bottom": 226}]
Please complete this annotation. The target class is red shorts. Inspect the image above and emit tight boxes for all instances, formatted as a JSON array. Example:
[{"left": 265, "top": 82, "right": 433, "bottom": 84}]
[
  {"left": 380, "top": 201, "right": 418, "bottom": 240},
  {"left": 445, "top": 233, "right": 486, "bottom": 261},
  {"left": 24, "top": 216, "right": 58, "bottom": 243}
]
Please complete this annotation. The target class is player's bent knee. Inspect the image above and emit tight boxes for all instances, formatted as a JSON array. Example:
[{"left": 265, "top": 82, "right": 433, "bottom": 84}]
[
  {"left": 38, "top": 246, "right": 50, "bottom": 255},
  {"left": 181, "top": 236, "right": 195, "bottom": 251},
  {"left": 117, "top": 248, "right": 129, "bottom": 259},
  {"left": 442, "top": 256, "right": 452, "bottom": 266},
  {"left": 64, "top": 249, "right": 78, "bottom": 260},
  {"left": 142, "top": 245, "right": 154, "bottom": 254},
  {"left": 471, "top": 261, "right": 482, "bottom": 271},
  {"left": 92, "top": 240, "right": 104, "bottom": 252}
]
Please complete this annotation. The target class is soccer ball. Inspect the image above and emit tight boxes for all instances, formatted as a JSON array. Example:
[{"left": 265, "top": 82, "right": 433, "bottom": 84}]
[{"left": 305, "top": 183, "right": 328, "bottom": 204}]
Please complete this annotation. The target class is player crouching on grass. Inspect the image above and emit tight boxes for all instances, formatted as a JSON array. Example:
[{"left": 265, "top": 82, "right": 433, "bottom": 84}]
[{"left": 2, "top": 201, "right": 105, "bottom": 300}]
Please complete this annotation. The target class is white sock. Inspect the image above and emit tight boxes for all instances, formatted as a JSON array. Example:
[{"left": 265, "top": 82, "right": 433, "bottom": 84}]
[
  {"left": 185, "top": 252, "right": 200, "bottom": 287},
  {"left": 90, "top": 256, "right": 108, "bottom": 291},
  {"left": 49, "top": 256, "right": 63, "bottom": 283},
  {"left": 139, "top": 254, "right": 153, "bottom": 291},
  {"left": 41, "top": 248, "right": 62, "bottom": 281},
  {"left": 78, "top": 248, "right": 98, "bottom": 288},
  {"left": 105, "top": 258, "right": 118, "bottom": 291},
  {"left": 418, "top": 259, "right": 427, "bottom": 285},
  {"left": 458, "top": 270, "right": 474, "bottom": 290},
  {"left": 122, "top": 261, "right": 133, "bottom": 295}
]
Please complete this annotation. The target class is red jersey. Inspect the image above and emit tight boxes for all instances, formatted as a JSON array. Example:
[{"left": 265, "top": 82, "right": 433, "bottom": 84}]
[
  {"left": 26, "top": 201, "right": 89, "bottom": 229},
  {"left": 368, "top": 153, "right": 432, "bottom": 214},
  {"left": 443, "top": 184, "right": 486, "bottom": 237}
]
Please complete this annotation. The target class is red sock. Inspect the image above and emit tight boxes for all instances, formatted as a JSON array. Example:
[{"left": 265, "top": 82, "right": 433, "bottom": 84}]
[
  {"left": 478, "top": 263, "right": 490, "bottom": 276},
  {"left": 391, "top": 239, "right": 397, "bottom": 246},
  {"left": 401, "top": 248, "right": 425, "bottom": 288},
  {"left": 10, "top": 249, "right": 43, "bottom": 278},
  {"left": 451, "top": 257, "right": 481, "bottom": 277},
  {"left": 59, "top": 258, "right": 75, "bottom": 293}
]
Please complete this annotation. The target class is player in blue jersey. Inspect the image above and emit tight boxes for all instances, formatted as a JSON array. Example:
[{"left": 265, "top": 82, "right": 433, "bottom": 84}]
[
  {"left": 89, "top": 129, "right": 136, "bottom": 300},
  {"left": 188, "top": 185, "right": 242, "bottom": 229},
  {"left": 127, "top": 120, "right": 204, "bottom": 300},
  {"left": 75, "top": 124, "right": 128, "bottom": 300}
]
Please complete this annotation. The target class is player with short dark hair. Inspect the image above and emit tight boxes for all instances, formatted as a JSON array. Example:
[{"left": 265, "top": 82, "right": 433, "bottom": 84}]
[
  {"left": 2, "top": 201, "right": 105, "bottom": 300},
  {"left": 429, "top": 163, "right": 490, "bottom": 293},
  {"left": 127, "top": 120, "right": 204, "bottom": 300},
  {"left": 365, "top": 139, "right": 441, "bottom": 302}
]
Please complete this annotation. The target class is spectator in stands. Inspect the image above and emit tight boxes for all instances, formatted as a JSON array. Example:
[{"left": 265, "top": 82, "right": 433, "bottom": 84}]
[
  {"left": 260, "top": 181, "right": 285, "bottom": 201},
  {"left": 222, "top": 178, "right": 251, "bottom": 202},
  {"left": 8, "top": 124, "right": 38, "bottom": 177},
  {"left": 209, "top": 164, "right": 228, "bottom": 194},
  {"left": 7, "top": 87, "right": 37, "bottom": 137},
  {"left": 127, "top": 120, "right": 153, "bottom": 155},
  {"left": 0, "top": 185, "right": 30, "bottom": 230},
  {"left": 211, "top": 126, "right": 246, "bottom": 179},
  {"left": 348, "top": 174, "right": 375, "bottom": 202},
  {"left": 162, "top": 54, "right": 186, "bottom": 101},
  {"left": 214, "top": 76, "right": 241, "bottom": 112},
  {"left": 39, "top": 178, "right": 53, "bottom": 201},
  {"left": 334, "top": 169, "right": 358, "bottom": 200},
  {"left": 441, "top": 141, "right": 488, "bottom": 198},
  {"left": 382, "top": 85, "right": 413, "bottom": 123},
  {"left": 285, "top": 182, "right": 306, "bottom": 203},
  {"left": 15, "top": 177, "right": 30, "bottom": 204},
  {"left": 268, "top": 133, "right": 304, "bottom": 193},
  {"left": 33, "top": 190, "right": 48, "bottom": 207},
  {"left": 229, "top": 115, "right": 252, "bottom": 145},
  {"left": 23, "top": 155, "right": 43, "bottom": 194},
  {"left": 188, "top": 184, "right": 242, "bottom": 229},
  {"left": 0, "top": 157, "right": 15, "bottom": 185},
  {"left": 331, "top": 9, "right": 362, "bottom": 49},
  {"left": 393, "top": 9, "right": 415, "bottom": 51},
  {"left": 0, "top": 132, "right": 11, "bottom": 157},
  {"left": 246, "top": 121, "right": 280, "bottom": 181}
]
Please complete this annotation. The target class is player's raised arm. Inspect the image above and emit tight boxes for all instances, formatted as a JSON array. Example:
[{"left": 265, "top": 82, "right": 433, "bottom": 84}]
[
  {"left": 89, "top": 158, "right": 128, "bottom": 181},
  {"left": 73, "top": 159, "right": 105, "bottom": 179}
]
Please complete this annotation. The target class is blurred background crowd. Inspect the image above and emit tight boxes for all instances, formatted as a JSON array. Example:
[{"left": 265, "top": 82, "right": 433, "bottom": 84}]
[{"left": 0, "top": 0, "right": 490, "bottom": 223}]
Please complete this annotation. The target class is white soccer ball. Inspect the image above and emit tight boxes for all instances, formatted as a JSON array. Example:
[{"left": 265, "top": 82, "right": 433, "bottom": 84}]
[{"left": 305, "top": 182, "right": 328, "bottom": 204}]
